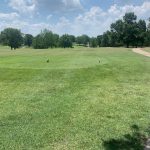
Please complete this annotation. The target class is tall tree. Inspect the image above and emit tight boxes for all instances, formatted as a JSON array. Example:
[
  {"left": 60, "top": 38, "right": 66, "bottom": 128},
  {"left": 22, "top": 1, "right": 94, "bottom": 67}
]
[
  {"left": 32, "top": 29, "right": 59, "bottom": 49},
  {"left": 32, "top": 34, "right": 47, "bottom": 49},
  {"left": 97, "top": 35, "right": 102, "bottom": 47},
  {"left": 123, "top": 12, "right": 137, "bottom": 24},
  {"left": 69, "top": 35, "right": 76, "bottom": 43},
  {"left": 145, "top": 18, "right": 150, "bottom": 46},
  {"left": 59, "top": 34, "right": 73, "bottom": 48},
  {"left": 111, "top": 19, "right": 124, "bottom": 46},
  {"left": 101, "top": 31, "right": 110, "bottom": 47},
  {"left": 53, "top": 34, "right": 59, "bottom": 47},
  {"left": 43, "top": 30, "right": 54, "bottom": 48},
  {"left": 123, "top": 12, "right": 137, "bottom": 47},
  {"left": 109, "top": 31, "right": 118, "bottom": 47},
  {"left": 24, "top": 34, "right": 33, "bottom": 47},
  {"left": 76, "top": 35, "right": 90, "bottom": 46},
  {"left": 0, "top": 28, "right": 23, "bottom": 50},
  {"left": 136, "top": 19, "right": 146, "bottom": 47},
  {"left": 90, "top": 37, "right": 97, "bottom": 48}
]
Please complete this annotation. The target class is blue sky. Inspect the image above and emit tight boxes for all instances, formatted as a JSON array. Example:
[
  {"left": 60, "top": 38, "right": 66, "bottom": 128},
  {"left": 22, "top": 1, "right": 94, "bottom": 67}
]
[{"left": 0, "top": 0, "right": 150, "bottom": 36}]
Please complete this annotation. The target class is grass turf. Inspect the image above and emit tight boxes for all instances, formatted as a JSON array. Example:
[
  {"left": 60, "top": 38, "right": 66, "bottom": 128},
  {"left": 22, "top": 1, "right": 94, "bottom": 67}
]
[
  {"left": 0, "top": 46, "right": 150, "bottom": 150},
  {"left": 144, "top": 48, "right": 150, "bottom": 53}
]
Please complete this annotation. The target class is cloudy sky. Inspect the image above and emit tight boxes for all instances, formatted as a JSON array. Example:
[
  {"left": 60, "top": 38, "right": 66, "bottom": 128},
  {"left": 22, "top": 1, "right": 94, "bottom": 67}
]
[{"left": 0, "top": 0, "right": 150, "bottom": 36}]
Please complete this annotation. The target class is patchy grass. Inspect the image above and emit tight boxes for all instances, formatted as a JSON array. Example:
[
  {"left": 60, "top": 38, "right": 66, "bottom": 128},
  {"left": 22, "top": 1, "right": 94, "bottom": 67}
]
[{"left": 0, "top": 46, "right": 150, "bottom": 150}]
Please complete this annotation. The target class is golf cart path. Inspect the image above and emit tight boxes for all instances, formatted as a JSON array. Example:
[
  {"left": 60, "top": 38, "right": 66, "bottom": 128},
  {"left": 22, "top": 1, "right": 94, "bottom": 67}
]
[{"left": 132, "top": 48, "right": 150, "bottom": 57}]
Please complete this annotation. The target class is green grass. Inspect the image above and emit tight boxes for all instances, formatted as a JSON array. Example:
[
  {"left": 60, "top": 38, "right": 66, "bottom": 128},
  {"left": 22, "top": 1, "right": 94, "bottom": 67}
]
[{"left": 0, "top": 46, "right": 150, "bottom": 150}]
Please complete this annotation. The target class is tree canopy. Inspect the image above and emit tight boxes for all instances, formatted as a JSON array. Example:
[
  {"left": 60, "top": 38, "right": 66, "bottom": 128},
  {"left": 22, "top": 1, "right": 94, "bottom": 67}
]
[
  {"left": 0, "top": 28, "right": 23, "bottom": 49},
  {"left": 0, "top": 12, "right": 150, "bottom": 49},
  {"left": 24, "top": 34, "right": 33, "bottom": 47},
  {"left": 98, "top": 12, "right": 150, "bottom": 48},
  {"left": 59, "top": 34, "right": 73, "bottom": 48},
  {"left": 76, "top": 35, "right": 90, "bottom": 46},
  {"left": 33, "top": 30, "right": 59, "bottom": 49}
]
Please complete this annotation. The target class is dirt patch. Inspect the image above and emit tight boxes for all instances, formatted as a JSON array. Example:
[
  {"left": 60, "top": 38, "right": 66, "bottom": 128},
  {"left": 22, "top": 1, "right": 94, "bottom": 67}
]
[{"left": 132, "top": 48, "right": 150, "bottom": 57}]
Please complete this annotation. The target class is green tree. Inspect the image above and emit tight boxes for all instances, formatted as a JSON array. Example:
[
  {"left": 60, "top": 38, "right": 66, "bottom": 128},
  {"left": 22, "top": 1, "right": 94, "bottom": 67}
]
[
  {"left": 32, "top": 29, "right": 59, "bottom": 49},
  {"left": 123, "top": 12, "right": 137, "bottom": 24},
  {"left": 109, "top": 31, "right": 118, "bottom": 47},
  {"left": 33, "top": 34, "right": 47, "bottom": 49},
  {"left": 76, "top": 35, "right": 90, "bottom": 46},
  {"left": 43, "top": 30, "right": 54, "bottom": 48},
  {"left": 90, "top": 37, "right": 97, "bottom": 48},
  {"left": 111, "top": 19, "right": 124, "bottom": 46},
  {"left": 123, "top": 12, "right": 137, "bottom": 48},
  {"left": 101, "top": 31, "right": 110, "bottom": 47},
  {"left": 136, "top": 19, "right": 146, "bottom": 47},
  {"left": 145, "top": 18, "right": 150, "bottom": 46},
  {"left": 0, "top": 28, "right": 23, "bottom": 50},
  {"left": 110, "top": 13, "right": 141, "bottom": 48},
  {"left": 24, "top": 34, "right": 33, "bottom": 47},
  {"left": 144, "top": 31, "right": 150, "bottom": 46},
  {"left": 53, "top": 34, "right": 59, "bottom": 47},
  {"left": 97, "top": 35, "right": 102, "bottom": 47},
  {"left": 69, "top": 35, "right": 76, "bottom": 43},
  {"left": 59, "top": 34, "right": 73, "bottom": 48}
]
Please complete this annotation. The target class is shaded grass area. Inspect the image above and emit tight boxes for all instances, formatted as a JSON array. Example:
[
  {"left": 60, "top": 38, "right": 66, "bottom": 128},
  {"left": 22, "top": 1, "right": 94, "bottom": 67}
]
[
  {"left": 103, "top": 125, "right": 150, "bottom": 150},
  {"left": 0, "top": 46, "right": 150, "bottom": 149}
]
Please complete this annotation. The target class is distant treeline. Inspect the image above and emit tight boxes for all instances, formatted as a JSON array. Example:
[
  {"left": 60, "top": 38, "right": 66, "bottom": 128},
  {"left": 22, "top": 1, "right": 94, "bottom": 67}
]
[{"left": 0, "top": 12, "right": 150, "bottom": 50}]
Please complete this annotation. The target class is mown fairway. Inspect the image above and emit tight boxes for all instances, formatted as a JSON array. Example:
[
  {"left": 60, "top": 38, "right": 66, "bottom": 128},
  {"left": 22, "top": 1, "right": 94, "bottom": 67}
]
[{"left": 0, "top": 46, "right": 150, "bottom": 150}]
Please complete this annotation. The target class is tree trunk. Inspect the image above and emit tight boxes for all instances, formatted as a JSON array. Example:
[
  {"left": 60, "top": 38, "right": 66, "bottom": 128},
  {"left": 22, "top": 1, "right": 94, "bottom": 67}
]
[
  {"left": 141, "top": 42, "right": 143, "bottom": 48},
  {"left": 126, "top": 43, "right": 129, "bottom": 48}
]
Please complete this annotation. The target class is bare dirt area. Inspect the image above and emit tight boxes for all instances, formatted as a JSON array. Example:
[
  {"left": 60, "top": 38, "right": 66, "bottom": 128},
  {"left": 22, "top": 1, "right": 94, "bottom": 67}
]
[{"left": 132, "top": 48, "right": 150, "bottom": 57}]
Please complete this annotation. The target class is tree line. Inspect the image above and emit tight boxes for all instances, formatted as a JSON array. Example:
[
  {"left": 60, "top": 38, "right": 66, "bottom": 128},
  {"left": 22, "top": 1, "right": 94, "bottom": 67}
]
[
  {"left": 97, "top": 12, "right": 150, "bottom": 48},
  {"left": 0, "top": 12, "right": 150, "bottom": 50}
]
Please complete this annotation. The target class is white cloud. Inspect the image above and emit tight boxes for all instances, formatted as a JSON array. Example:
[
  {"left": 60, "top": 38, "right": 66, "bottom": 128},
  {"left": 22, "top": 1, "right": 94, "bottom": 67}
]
[
  {"left": 8, "top": 0, "right": 36, "bottom": 14},
  {"left": 68, "top": 1, "right": 150, "bottom": 36},
  {"left": 37, "top": 0, "right": 82, "bottom": 11},
  {"left": 0, "top": 12, "right": 19, "bottom": 21},
  {"left": 1, "top": 1, "right": 150, "bottom": 36},
  {"left": 46, "top": 14, "right": 53, "bottom": 20},
  {"left": 8, "top": 0, "right": 82, "bottom": 14},
  {"left": 124, "top": 1, "right": 150, "bottom": 18},
  {"left": 0, "top": 19, "right": 52, "bottom": 35},
  {"left": 62, "top": 0, "right": 82, "bottom": 9}
]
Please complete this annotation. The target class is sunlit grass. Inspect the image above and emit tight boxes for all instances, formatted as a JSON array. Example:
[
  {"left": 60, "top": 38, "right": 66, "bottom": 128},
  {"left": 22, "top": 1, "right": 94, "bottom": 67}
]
[{"left": 0, "top": 46, "right": 150, "bottom": 149}]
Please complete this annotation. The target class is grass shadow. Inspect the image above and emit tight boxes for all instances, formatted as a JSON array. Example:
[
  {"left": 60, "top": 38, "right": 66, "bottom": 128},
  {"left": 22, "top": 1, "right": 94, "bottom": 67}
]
[{"left": 103, "top": 125, "right": 149, "bottom": 150}]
